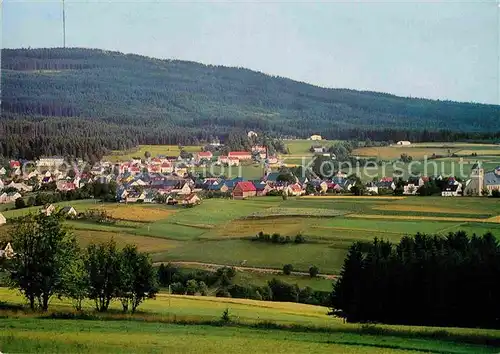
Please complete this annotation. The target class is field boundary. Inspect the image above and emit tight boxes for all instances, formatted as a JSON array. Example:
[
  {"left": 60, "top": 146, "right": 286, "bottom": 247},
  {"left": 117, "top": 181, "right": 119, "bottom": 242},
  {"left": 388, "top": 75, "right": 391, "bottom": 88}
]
[
  {"left": 345, "top": 214, "right": 500, "bottom": 224},
  {"left": 155, "top": 261, "right": 338, "bottom": 279}
]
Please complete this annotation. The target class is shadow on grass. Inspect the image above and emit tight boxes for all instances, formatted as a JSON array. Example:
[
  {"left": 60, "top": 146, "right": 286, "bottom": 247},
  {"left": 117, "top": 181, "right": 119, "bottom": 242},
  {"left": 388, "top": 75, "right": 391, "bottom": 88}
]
[{"left": 1, "top": 305, "right": 498, "bottom": 348}]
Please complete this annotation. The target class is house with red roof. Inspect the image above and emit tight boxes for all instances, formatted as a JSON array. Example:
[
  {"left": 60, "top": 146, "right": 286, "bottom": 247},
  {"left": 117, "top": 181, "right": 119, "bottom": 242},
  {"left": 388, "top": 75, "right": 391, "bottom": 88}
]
[
  {"left": 228, "top": 151, "right": 252, "bottom": 160},
  {"left": 56, "top": 181, "right": 76, "bottom": 192},
  {"left": 148, "top": 165, "right": 161, "bottom": 173},
  {"left": 287, "top": 183, "right": 304, "bottom": 196},
  {"left": 130, "top": 166, "right": 141, "bottom": 175},
  {"left": 196, "top": 151, "right": 213, "bottom": 162},
  {"left": 218, "top": 156, "right": 240, "bottom": 166},
  {"left": 160, "top": 162, "right": 173, "bottom": 173},
  {"left": 251, "top": 146, "right": 267, "bottom": 159},
  {"left": 232, "top": 181, "right": 256, "bottom": 199}
]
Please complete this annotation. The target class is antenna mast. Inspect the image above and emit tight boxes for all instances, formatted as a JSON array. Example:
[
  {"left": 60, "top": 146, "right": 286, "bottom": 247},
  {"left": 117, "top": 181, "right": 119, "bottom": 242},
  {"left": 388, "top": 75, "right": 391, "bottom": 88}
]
[{"left": 62, "top": 0, "right": 66, "bottom": 48}]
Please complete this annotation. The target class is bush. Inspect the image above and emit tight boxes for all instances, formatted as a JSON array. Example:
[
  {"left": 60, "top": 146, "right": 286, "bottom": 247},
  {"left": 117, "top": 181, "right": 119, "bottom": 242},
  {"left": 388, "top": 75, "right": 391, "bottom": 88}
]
[
  {"left": 14, "top": 197, "right": 26, "bottom": 209},
  {"left": 491, "top": 189, "right": 500, "bottom": 198},
  {"left": 254, "top": 232, "right": 305, "bottom": 245},
  {"left": 221, "top": 308, "right": 231, "bottom": 323},
  {"left": 198, "top": 281, "right": 209, "bottom": 296},
  {"left": 215, "top": 288, "right": 231, "bottom": 298},
  {"left": 309, "top": 266, "right": 319, "bottom": 277},
  {"left": 268, "top": 278, "right": 299, "bottom": 302},
  {"left": 294, "top": 234, "right": 306, "bottom": 244},
  {"left": 186, "top": 279, "right": 198, "bottom": 295},
  {"left": 157, "top": 263, "right": 179, "bottom": 286},
  {"left": 282, "top": 264, "right": 294, "bottom": 275},
  {"left": 170, "top": 282, "right": 185, "bottom": 295}
]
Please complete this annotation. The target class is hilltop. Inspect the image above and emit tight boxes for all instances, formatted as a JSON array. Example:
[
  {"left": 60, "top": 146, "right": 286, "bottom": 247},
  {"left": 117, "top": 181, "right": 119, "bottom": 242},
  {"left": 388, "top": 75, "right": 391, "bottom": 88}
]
[{"left": 1, "top": 47, "right": 499, "bottom": 159}]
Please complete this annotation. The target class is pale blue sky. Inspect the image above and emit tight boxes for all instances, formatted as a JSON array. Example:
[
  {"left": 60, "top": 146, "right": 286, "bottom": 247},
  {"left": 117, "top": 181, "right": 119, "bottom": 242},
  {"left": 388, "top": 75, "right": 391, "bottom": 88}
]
[{"left": 2, "top": 0, "right": 499, "bottom": 104}]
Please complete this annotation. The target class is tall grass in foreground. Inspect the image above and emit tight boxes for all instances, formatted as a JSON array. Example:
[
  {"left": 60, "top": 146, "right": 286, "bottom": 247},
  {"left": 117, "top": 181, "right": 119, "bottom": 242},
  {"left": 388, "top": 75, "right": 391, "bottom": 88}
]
[{"left": 0, "top": 304, "right": 499, "bottom": 348}]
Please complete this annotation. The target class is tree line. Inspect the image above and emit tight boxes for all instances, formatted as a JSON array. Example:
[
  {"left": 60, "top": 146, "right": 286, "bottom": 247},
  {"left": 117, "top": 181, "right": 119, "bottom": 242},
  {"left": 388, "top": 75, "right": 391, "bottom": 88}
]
[
  {"left": 157, "top": 263, "right": 329, "bottom": 306},
  {"left": 2, "top": 48, "right": 499, "bottom": 160},
  {"left": 330, "top": 231, "right": 500, "bottom": 328},
  {"left": 5, "top": 213, "right": 157, "bottom": 313}
]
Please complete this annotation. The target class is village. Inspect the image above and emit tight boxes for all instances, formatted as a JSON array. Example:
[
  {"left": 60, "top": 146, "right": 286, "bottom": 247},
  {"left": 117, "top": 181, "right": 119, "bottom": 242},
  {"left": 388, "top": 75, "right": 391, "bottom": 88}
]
[{"left": 1, "top": 137, "right": 499, "bottom": 217}]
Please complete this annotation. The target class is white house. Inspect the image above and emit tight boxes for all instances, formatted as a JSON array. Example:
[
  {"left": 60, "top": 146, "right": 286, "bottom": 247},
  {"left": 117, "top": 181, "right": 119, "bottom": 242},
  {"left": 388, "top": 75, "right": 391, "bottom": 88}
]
[
  {"left": 310, "top": 135, "right": 322, "bottom": 141},
  {"left": 442, "top": 183, "right": 462, "bottom": 197},
  {"left": 247, "top": 131, "right": 258, "bottom": 138},
  {"left": 37, "top": 157, "right": 65, "bottom": 168},
  {"left": 396, "top": 141, "right": 411, "bottom": 146},
  {"left": 365, "top": 183, "right": 379, "bottom": 195},
  {"left": 0, "top": 242, "right": 14, "bottom": 258},
  {"left": 403, "top": 183, "right": 418, "bottom": 195},
  {"left": 0, "top": 192, "right": 22, "bottom": 204},
  {"left": 0, "top": 212, "right": 6, "bottom": 226},
  {"left": 60, "top": 206, "right": 78, "bottom": 217}
]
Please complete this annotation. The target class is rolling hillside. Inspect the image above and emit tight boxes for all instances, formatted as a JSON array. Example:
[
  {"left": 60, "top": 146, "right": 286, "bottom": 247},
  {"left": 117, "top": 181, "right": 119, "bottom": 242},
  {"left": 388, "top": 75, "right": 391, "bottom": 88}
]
[{"left": 1, "top": 47, "right": 499, "bottom": 159}]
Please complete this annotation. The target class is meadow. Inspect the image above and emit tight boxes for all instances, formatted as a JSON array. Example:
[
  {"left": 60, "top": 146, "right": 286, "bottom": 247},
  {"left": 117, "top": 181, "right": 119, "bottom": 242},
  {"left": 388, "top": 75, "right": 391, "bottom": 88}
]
[
  {"left": 1, "top": 288, "right": 499, "bottom": 354},
  {"left": 3, "top": 195, "right": 500, "bottom": 278},
  {"left": 352, "top": 142, "right": 500, "bottom": 160},
  {"left": 104, "top": 144, "right": 203, "bottom": 162}
]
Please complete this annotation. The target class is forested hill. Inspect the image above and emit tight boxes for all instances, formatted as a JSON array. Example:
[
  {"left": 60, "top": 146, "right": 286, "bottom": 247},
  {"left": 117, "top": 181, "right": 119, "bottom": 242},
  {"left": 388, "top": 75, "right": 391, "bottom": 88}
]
[{"left": 1, "top": 47, "right": 499, "bottom": 159}]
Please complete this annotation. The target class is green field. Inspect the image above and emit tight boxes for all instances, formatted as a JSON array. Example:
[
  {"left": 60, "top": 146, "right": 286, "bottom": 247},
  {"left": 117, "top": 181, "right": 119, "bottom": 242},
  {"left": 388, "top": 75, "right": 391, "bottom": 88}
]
[
  {"left": 3, "top": 319, "right": 497, "bottom": 354},
  {"left": 3, "top": 196, "right": 499, "bottom": 277},
  {"left": 283, "top": 139, "right": 336, "bottom": 156},
  {"left": 104, "top": 144, "right": 203, "bottom": 162},
  {"left": 194, "top": 164, "right": 266, "bottom": 180},
  {"left": 1, "top": 288, "right": 499, "bottom": 354}
]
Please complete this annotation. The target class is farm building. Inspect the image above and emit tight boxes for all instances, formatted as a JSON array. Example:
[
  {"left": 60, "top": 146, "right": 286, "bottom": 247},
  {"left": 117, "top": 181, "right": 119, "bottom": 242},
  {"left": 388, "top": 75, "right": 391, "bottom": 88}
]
[
  {"left": 41, "top": 204, "right": 56, "bottom": 216},
  {"left": 441, "top": 184, "right": 462, "bottom": 197},
  {"left": 484, "top": 167, "right": 500, "bottom": 195},
  {"left": 0, "top": 192, "right": 22, "bottom": 204},
  {"left": 396, "top": 141, "right": 411, "bottom": 146},
  {"left": 0, "top": 242, "right": 14, "bottom": 259},
  {"left": 287, "top": 183, "right": 304, "bottom": 196},
  {"left": 182, "top": 193, "right": 201, "bottom": 206},
  {"left": 232, "top": 181, "right": 257, "bottom": 199},
  {"left": 254, "top": 181, "right": 272, "bottom": 196},
  {"left": 196, "top": 151, "right": 213, "bottom": 162},
  {"left": 310, "top": 135, "right": 322, "bottom": 141},
  {"left": 228, "top": 151, "right": 252, "bottom": 160},
  {"left": 0, "top": 212, "right": 6, "bottom": 226},
  {"left": 60, "top": 206, "right": 78, "bottom": 217}
]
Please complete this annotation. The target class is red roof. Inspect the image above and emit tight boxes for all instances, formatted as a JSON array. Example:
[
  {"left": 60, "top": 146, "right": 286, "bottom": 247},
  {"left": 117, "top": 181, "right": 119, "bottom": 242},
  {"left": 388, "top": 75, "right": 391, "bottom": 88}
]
[
  {"left": 235, "top": 181, "right": 256, "bottom": 192},
  {"left": 161, "top": 162, "right": 171, "bottom": 167},
  {"left": 198, "top": 152, "right": 213, "bottom": 157},
  {"left": 289, "top": 184, "right": 302, "bottom": 192},
  {"left": 228, "top": 151, "right": 251, "bottom": 157},
  {"left": 228, "top": 157, "right": 239, "bottom": 161},
  {"left": 380, "top": 177, "right": 393, "bottom": 182},
  {"left": 10, "top": 161, "right": 20, "bottom": 168}
]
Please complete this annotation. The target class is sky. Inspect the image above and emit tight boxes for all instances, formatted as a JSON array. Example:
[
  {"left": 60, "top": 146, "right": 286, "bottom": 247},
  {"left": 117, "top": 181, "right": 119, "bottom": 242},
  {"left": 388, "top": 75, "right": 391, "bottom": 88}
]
[{"left": 2, "top": 0, "right": 499, "bottom": 104}]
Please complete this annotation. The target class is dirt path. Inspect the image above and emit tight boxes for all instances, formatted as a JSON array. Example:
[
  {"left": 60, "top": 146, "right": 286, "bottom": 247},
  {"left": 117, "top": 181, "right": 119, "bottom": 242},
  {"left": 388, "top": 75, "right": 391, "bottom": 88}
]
[{"left": 154, "top": 261, "right": 337, "bottom": 280}]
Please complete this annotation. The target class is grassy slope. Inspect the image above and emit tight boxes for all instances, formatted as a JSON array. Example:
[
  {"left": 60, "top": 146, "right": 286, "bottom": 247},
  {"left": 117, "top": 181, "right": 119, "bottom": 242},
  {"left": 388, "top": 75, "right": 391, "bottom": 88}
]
[
  {"left": 3, "top": 196, "right": 498, "bottom": 276},
  {"left": 105, "top": 144, "right": 203, "bottom": 162},
  {"left": 2, "top": 319, "right": 496, "bottom": 354},
  {"left": 1, "top": 288, "right": 499, "bottom": 354}
]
